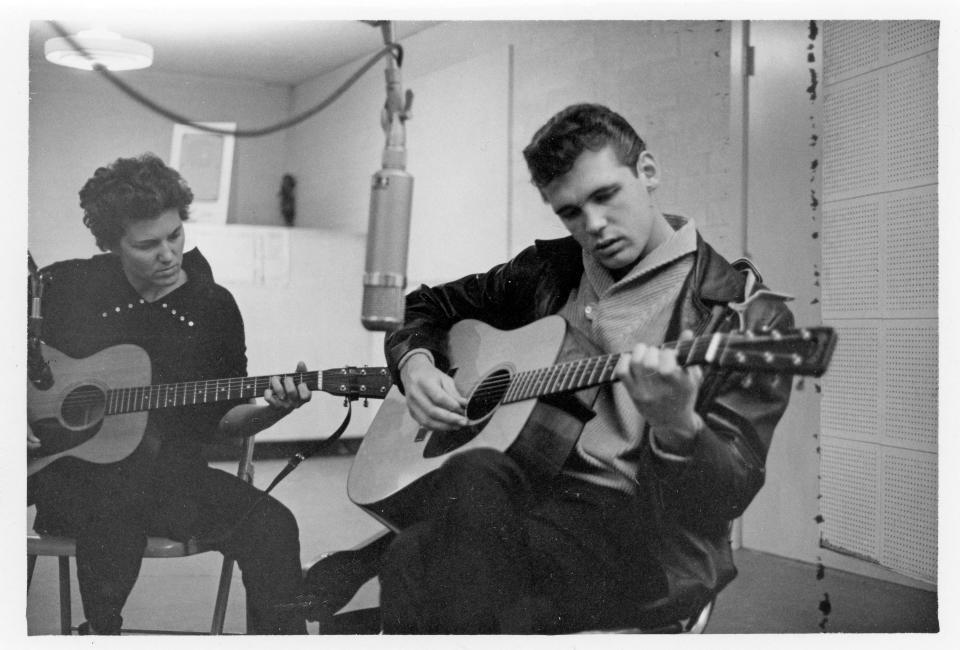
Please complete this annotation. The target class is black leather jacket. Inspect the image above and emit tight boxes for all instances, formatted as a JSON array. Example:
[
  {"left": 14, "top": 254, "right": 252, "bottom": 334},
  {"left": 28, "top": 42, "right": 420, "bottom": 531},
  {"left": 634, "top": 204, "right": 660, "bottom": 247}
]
[{"left": 385, "top": 227, "right": 794, "bottom": 623}]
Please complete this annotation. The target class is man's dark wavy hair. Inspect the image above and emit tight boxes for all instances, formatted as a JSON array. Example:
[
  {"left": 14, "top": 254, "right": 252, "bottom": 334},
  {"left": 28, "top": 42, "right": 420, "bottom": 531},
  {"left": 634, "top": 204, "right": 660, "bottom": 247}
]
[
  {"left": 79, "top": 153, "right": 194, "bottom": 251},
  {"left": 522, "top": 103, "right": 646, "bottom": 189}
]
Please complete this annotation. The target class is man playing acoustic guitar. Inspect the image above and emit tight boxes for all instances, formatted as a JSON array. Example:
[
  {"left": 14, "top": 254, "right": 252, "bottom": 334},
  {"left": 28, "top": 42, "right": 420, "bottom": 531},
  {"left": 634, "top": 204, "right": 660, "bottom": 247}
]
[
  {"left": 368, "top": 103, "right": 797, "bottom": 633},
  {"left": 28, "top": 153, "right": 312, "bottom": 634}
]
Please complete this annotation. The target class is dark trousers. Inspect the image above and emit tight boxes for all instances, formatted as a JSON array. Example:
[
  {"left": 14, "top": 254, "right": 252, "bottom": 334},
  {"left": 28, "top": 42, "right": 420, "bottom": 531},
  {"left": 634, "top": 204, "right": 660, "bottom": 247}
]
[
  {"left": 378, "top": 448, "right": 666, "bottom": 634},
  {"left": 31, "top": 463, "right": 306, "bottom": 634}
]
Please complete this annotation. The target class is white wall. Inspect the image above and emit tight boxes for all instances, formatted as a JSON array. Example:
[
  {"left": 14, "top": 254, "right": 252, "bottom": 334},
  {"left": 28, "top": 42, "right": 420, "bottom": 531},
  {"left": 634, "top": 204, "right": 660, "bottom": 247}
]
[
  {"left": 286, "top": 21, "right": 739, "bottom": 286},
  {"left": 740, "top": 20, "right": 825, "bottom": 562},
  {"left": 28, "top": 65, "right": 292, "bottom": 266},
  {"left": 188, "top": 224, "right": 384, "bottom": 442}
]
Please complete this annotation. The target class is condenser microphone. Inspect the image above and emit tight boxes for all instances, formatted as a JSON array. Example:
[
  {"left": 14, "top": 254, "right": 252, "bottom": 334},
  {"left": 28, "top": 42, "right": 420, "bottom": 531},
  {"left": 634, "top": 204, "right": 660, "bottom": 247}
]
[
  {"left": 361, "top": 165, "right": 413, "bottom": 331},
  {"left": 361, "top": 21, "right": 414, "bottom": 332}
]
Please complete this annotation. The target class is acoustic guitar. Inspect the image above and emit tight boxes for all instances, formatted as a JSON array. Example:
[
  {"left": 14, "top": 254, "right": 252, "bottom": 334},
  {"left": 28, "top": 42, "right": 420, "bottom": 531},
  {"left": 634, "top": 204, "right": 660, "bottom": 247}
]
[
  {"left": 347, "top": 315, "right": 836, "bottom": 529},
  {"left": 28, "top": 342, "right": 392, "bottom": 476}
]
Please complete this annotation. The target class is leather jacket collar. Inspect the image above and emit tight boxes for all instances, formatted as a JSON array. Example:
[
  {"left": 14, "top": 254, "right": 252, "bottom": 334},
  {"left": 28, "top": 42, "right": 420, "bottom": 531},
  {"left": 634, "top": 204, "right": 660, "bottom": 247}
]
[{"left": 532, "top": 215, "right": 746, "bottom": 320}]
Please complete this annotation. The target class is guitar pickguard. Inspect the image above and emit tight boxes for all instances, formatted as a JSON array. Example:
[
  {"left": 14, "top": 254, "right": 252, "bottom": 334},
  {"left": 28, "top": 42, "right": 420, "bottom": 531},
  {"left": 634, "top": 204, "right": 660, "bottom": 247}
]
[{"left": 29, "top": 417, "right": 101, "bottom": 457}]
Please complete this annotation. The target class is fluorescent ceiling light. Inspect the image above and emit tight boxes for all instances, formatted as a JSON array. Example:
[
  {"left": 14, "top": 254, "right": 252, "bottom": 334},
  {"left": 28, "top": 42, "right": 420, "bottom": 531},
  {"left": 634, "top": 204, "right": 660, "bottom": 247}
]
[{"left": 45, "top": 28, "right": 153, "bottom": 71}]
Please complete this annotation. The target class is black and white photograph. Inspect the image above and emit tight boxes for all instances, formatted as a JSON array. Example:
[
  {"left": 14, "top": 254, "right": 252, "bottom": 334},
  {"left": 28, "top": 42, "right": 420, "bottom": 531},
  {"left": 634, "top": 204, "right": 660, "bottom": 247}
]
[{"left": 6, "top": 0, "right": 952, "bottom": 643}]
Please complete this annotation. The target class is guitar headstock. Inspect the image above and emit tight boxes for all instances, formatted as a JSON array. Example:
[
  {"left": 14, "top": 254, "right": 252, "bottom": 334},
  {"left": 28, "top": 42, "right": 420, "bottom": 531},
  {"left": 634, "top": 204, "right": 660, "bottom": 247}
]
[
  {"left": 716, "top": 327, "right": 838, "bottom": 377},
  {"left": 321, "top": 366, "right": 392, "bottom": 400}
]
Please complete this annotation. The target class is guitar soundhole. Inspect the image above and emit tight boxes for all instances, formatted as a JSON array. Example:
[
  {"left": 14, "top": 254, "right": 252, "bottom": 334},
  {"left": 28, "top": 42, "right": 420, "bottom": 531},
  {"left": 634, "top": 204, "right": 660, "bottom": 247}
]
[
  {"left": 465, "top": 368, "right": 511, "bottom": 422},
  {"left": 61, "top": 384, "right": 107, "bottom": 430},
  {"left": 421, "top": 368, "right": 513, "bottom": 459}
]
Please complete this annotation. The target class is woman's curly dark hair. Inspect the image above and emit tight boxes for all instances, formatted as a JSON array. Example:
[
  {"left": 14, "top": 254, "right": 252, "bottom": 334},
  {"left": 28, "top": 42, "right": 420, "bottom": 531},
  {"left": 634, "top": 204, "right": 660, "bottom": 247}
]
[
  {"left": 522, "top": 103, "right": 646, "bottom": 190},
  {"left": 79, "top": 153, "right": 194, "bottom": 251}
]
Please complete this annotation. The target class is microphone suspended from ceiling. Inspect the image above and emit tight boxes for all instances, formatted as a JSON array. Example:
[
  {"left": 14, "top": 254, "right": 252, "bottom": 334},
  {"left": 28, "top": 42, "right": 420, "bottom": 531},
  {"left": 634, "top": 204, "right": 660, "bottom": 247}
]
[{"left": 361, "top": 21, "right": 415, "bottom": 332}]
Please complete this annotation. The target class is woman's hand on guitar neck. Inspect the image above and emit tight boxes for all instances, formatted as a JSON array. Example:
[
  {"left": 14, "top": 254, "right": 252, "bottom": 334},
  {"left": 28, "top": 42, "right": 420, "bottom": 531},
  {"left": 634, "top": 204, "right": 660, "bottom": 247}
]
[
  {"left": 264, "top": 360, "right": 313, "bottom": 415},
  {"left": 399, "top": 353, "right": 469, "bottom": 431},
  {"left": 219, "top": 361, "right": 313, "bottom": 438}
]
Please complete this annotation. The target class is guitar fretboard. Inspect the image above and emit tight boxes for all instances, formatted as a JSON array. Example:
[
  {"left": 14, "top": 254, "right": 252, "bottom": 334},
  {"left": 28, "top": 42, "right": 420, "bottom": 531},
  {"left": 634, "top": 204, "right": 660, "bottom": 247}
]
[
  {"left": 501, "top": 336, "right": 713, "bottom": 403},
  {"left": 103, "top": 371, "right": 323, "bottom": 416}
]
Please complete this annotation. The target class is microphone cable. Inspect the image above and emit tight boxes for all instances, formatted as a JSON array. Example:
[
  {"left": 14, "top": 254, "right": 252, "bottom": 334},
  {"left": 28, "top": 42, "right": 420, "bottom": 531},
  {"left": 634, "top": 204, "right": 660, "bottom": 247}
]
[{"left": 47, "top": 20, "right": 403, "bottom": 139}]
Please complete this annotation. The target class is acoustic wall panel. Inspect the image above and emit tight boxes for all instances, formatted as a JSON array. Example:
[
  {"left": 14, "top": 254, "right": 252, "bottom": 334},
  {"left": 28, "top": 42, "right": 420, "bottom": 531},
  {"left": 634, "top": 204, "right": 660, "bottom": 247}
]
[
  {"left": 822, "top": 76, "right": 881, "bottom": 199},
  {"left": 824, "top": 21, "right": 938, "bottom": 84},
  {"left": 882, "top": 321, "right": 938, "bottom": 451},
  {"left": 880, "top": 450, "right": 937, "bottom": 582},
  {"left": 820, "top": 20, "right": 938, "bottom": 584},
  {"left": 821, "top": 198, "right": 881, "bottom": 316},
  {"left": 822, "top": 189, "right": 938, "bottom": 320},
  {"left": 823, "top": 21, "right": 881, "bottom": 83},
  {"left": 885, "top": 55, "right": 938, "bottom": 188},
  {"left": 884, "top": 188, "right": 938, "bottom": 316},
  {"left": 821, "top": 323, "right": 881, "bottom": 440},
  {"left": 821, "top": 442, "right": 937, "bottom": 583},
  {"left": 820, "top": 440, "right": 880, "bottom": 560},
  {"left": 886, "top": 21, "right": 940, "bottom": 61},
  {"left": 823, "top": 54, "right": 937, "bottom": 202}
]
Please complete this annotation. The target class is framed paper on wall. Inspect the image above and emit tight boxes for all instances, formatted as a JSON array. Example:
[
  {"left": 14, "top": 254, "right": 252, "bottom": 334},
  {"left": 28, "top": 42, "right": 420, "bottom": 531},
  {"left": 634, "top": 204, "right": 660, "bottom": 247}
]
[{"left": 170, "top": 122, "right": 236, "bottom": 224}]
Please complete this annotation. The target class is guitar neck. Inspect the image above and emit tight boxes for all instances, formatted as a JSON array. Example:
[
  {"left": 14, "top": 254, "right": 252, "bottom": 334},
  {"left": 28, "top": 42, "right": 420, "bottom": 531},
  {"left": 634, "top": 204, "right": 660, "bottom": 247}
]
[
  {"left": 502, "top": 342, "right": 698, "bottom": 405},
  {"left": 104, "top": 370, "right": 348, "bottom": 416},
  {"left": 501, "top": 327, "right": 831, "bottom": 404}
]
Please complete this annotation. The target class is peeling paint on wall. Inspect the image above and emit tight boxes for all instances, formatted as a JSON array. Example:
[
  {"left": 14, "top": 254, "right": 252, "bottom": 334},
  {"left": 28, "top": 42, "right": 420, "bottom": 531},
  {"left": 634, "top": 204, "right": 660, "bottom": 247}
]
[{"left": 807, "top": 18, "right": 829, "bottom": 626}]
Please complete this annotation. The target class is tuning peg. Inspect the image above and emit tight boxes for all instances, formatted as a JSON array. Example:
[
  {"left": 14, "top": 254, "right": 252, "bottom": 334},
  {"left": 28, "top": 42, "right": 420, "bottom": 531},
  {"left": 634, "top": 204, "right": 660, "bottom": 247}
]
[{"left": 364, "top": 398, "right": 369, "bottom": 407}]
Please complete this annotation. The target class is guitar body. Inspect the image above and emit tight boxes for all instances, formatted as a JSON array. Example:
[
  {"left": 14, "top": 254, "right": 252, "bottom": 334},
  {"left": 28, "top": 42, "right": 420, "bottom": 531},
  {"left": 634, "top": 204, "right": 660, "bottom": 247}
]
[
  {"left": 27, "top": 341, "right": 392, "bottom": 478},
  {"left": 28, "top": 343, "right": 150, "bottom": 476},
  {"left": 348, "top": 316, "right": 598, "bottom": 529},
  {"left": 348, "top": 314, "right": 838, "bottom": 531}
]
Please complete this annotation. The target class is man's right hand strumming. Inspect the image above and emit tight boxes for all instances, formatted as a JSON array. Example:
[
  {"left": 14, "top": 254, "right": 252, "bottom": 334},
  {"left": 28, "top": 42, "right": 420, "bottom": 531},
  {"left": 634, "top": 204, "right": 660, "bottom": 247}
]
[{"left": 399, "top": 352, "right": 469, "bottom": 431}]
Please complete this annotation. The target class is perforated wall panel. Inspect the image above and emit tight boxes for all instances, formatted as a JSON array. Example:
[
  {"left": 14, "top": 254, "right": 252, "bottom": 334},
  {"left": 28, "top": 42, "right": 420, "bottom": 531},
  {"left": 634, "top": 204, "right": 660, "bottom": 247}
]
[
  {"left": 886, "top": 21, "right": 940, "bottom": 60},
  {"left": 885, "top": 188, "right": 938, "bottom": 316},
  {"left": 820, "top": 441, "right": 880, "bottom": 559},
  {"left": 880, "top": 450, "right": 937, "bottom": 582},
  {"left": 821, "top": 323, "right": 880, "bottom": 439},
  {"left": 821, "top": 199, "right": 881, "bottom": 316},
  {"left": 822, "top": 77, "right": 881, "bottom": 198},
  {"left": 820, "top": 20, "right": 938, "bottom": 583},
  {"left": 824, "top": 21, "right": 938, "bottom": 84},
  {"left": 882, "top": 322, "right": 938, "bottom": 450},
  {"left": 823, "top": 22, "right": 881, "bottom": 83},
  {"left": 886, "top": 56, "right": 938, "bottom": 187}
]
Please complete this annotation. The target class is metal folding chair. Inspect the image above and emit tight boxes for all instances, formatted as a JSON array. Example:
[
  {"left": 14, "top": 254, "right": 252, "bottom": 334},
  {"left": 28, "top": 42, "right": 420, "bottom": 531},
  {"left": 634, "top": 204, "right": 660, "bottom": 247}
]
[{"left": 27, "top": 435, "right": 256, "bottom": 635}]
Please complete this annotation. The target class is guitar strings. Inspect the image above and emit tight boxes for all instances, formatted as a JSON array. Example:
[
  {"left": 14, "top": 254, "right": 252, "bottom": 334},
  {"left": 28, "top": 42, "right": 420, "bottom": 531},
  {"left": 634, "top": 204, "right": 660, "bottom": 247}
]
[
  {"left": 55, "top": 329, "right": 801, "bottom": 412},
  {"left": 54, "top": 370, "right": 353, "bottom": 412},
  {"left": 463, "top": 336, "right": 703, "bottom": 403},
  {"left": 464, "top": 330, "right": 810, "bottom": 404}
]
